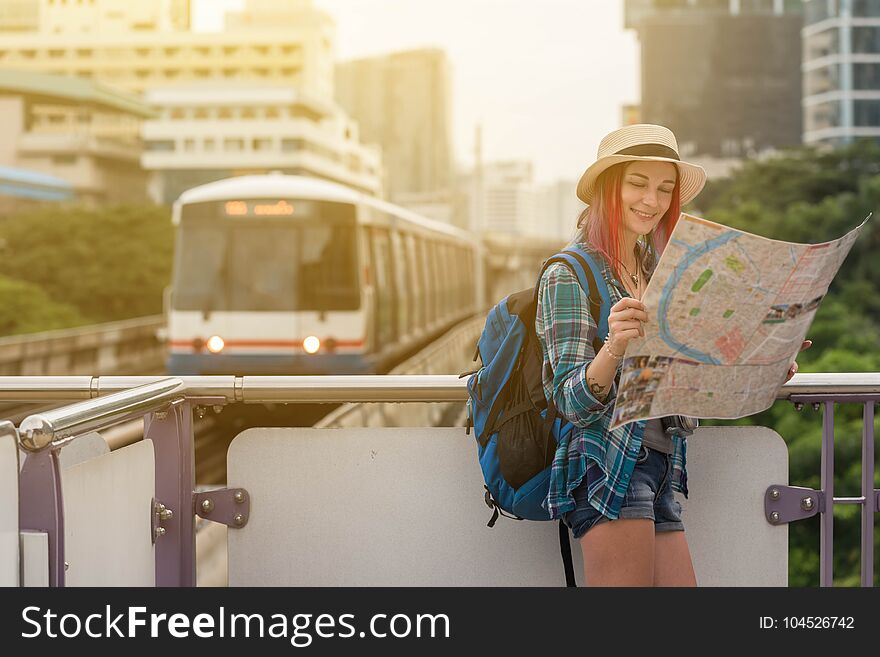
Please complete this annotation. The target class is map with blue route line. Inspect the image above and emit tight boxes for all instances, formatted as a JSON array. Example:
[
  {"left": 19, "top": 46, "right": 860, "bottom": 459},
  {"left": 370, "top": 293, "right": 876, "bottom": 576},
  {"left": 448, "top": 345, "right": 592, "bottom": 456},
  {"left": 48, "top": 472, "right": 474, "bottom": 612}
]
[{"left": 610, "top": 212, "right": 870, "bottom": 429}]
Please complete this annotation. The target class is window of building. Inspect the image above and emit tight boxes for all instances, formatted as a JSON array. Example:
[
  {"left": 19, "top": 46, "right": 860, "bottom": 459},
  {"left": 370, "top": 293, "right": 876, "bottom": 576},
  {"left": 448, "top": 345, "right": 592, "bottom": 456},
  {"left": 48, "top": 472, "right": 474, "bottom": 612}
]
[
  {"left": 52, "top": 154, "right": 76, "bottom": 165},
  {"left": 854, "top": 99, "right": 880, "bottom": 127},
  {"left": 265, "top": 107, "right": 280, "bottom": 119},
  {"left": 223, "top": 46, "right": 239, "bottom": 56},
  {"left": 253, "top": 138, "right": 272, "bottom": 151},
  {"left": 146, "top": 140, "right": 175, "bottom": 152},
  {"left": 805, "top": 63, "right": 840, "bottom": 96},
  {"left": 218, "top": 108, "right": 233, "bottom": 119},
  {"left": 48, "top": 49, "right": 64, "bottom": 58},
  {"left": 852, "top": 26, "right": 880, "bottom": 54},
  {"left": 21, "top": 49, "right": 36, "bottom": 59},
  {"left": 164, "top": 47, "right": 180, "bottom": 57},
  {"left": 75, "top": 49, "right": 92, "bottom": 57},
  {"left": 241, "top": 108, "right": 256, "bottom": 119},
  {"left": 195, "top": 68, "right": 210, "bottom": 78},
  {"left": 805, "top": 27, "right": 838, "bottom": 61},
  {"left": 852, "top": 0, "right": 880, "bottom": 18},
  {"left": 194, "top": 108, "right": 208, "bottom": 119},
  {"left": 854, "top": 63, "right": 880, "bottom": 90},
  {"left": 170, "top": 108, "right": 186, "bottom": 120},
  {"left": 204, "top": 139, "right": 215, "bottom": 151},
  {"left": 183, "top": 139, "right": 196, "bottom": 152},
  {"left": 224, "top": 138, "right": 245, "bottom": 151},
  {"left": 281, "top": 138, "right": 305, "bottom": 152},
  {"left": 805, "top": 100, "right": 841, "bottom": 132},
  {"left": 136, "top": 48, "right": 150, "bottom": 57}
]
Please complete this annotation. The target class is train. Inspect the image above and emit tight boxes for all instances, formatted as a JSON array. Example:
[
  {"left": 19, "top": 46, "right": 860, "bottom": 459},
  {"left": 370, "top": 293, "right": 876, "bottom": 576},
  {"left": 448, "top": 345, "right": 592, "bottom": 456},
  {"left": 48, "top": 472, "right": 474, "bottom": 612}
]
[{"left": 164, "top": 173, "right": 563, "bottom": 376}]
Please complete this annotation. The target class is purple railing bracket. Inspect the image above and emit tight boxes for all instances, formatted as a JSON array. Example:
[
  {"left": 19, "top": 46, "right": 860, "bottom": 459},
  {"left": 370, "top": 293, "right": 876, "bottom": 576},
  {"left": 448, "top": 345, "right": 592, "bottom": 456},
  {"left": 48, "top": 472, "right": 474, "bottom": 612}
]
[
  {"left": 18, "top": 448, "right": 65, "bottom": 587},
  {"left": 765, "top": 485, "right": 824, "bottom": 525},
  {"left": 144, "top": 396, "right": 226, "bottom": 586},
  {"left": 194, "top": 488, "right": 250, "bottom": 528},
  {"left": 860, "top": 401, "right": 875, "bottom": 586}
]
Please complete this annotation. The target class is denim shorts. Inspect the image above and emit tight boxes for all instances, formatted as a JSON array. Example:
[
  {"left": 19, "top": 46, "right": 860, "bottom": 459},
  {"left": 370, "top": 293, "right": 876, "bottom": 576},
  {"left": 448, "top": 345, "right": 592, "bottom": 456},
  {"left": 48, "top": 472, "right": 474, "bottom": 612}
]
[{"left": 563, "top": 445, "right": 685, "bottom": 539}]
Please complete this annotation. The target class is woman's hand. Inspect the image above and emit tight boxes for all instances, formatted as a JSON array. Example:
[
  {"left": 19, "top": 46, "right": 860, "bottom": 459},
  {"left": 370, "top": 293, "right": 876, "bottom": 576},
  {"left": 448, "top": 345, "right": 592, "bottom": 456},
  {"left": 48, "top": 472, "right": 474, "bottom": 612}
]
[
  {"left": 607, "top": 298, "right": 648, "bottom": 355},
  {"left": 784, "top": 340, "right": 813, "bottom": 383}
]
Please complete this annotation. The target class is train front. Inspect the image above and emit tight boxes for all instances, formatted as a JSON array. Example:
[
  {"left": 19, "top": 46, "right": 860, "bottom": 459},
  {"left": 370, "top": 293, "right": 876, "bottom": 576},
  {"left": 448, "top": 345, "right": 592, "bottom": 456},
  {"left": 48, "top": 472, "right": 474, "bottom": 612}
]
[{"left": 165, "top": 187, "right": 369, "bottom": 375}]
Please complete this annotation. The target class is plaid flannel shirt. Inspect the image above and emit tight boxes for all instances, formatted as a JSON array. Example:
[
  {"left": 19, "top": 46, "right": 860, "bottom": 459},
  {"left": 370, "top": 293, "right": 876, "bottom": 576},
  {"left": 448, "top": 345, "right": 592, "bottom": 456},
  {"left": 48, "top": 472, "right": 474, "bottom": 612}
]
[{"left": 535, "top": 242, "right": 689, "bottom": 520}]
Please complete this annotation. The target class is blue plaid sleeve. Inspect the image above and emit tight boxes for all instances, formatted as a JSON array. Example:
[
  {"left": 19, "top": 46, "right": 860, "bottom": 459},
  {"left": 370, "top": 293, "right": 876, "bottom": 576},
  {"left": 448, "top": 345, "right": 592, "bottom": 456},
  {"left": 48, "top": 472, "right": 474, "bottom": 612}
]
[{"left": 537, "top": 263, "right": 616, "bottom": 428}]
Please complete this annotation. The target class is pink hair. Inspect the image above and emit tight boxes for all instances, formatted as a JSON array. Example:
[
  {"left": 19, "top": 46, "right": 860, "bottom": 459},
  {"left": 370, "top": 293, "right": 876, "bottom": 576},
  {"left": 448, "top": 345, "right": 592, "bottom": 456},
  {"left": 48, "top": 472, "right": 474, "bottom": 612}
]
[{"left": 579, "top": 162, "right": 681, "bottom": 282}]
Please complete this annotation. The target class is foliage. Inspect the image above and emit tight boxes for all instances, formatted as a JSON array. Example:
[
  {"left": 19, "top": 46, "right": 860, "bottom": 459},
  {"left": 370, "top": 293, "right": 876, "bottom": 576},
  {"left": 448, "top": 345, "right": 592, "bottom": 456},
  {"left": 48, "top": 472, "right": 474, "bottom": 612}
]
[
  {"left": 698, "top": 139, "right": 880, "bottom": 586},
  {"left": 0, "top": 203, "right": 174, "bottom": 331},
  {"left": 0, "top": 275, "right": 86, "bottom": 336}
]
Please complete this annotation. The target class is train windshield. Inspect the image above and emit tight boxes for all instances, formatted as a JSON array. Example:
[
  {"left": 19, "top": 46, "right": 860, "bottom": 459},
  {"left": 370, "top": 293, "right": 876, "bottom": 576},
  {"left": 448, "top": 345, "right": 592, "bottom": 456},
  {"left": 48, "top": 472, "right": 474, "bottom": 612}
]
[{"left": 173, "top": 200, "right": 359, "bottom": 312}]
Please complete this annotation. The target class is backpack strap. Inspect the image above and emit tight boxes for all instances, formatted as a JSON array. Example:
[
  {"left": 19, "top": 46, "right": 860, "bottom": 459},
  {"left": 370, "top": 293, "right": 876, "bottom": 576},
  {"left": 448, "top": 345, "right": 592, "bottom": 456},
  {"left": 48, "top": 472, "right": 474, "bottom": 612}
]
[
  {"left": 558, "top": 520, "right": 576, "bottom": 587},
  {"left": 536, "top": 247, "right": 612, "bottom": 356},
  {"left": 562, "top": 247, "right": 612, "bottom": 343}
]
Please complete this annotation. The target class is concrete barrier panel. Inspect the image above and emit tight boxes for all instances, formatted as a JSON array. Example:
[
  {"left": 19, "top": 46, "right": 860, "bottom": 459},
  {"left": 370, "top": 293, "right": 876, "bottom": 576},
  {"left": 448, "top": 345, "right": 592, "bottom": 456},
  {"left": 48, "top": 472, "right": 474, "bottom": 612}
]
[
  {"left": 228, "top": 426, "right": 788, "bottom": 586},
  {"left": 62, "top": 439, "right": 156, "bottom": 586},
  {"left": 0, "top": 423, "right": 19, "bottom": 586}
]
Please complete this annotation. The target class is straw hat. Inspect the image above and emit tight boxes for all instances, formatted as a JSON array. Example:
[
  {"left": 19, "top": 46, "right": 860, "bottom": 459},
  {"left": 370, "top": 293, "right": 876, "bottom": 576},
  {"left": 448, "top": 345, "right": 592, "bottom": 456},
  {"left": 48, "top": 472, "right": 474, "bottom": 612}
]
[{"left": 576, "top": 124, "right": 707, "bottom": 206}]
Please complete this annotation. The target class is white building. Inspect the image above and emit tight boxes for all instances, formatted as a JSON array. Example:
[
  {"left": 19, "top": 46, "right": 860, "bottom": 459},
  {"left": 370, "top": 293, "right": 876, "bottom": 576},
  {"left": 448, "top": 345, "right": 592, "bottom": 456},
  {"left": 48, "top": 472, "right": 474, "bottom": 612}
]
[
  {"left": 0, "top": 68, "right": 152, "bottom": 204},
  {"left": 142, "top": 84, "right": 383, "bottom": 204},
  {"left": 0, "top": 0, "right": 335, "bottom": 99},
  {"left": 803, "top": 0, "right": 880, "bottom": 145}
]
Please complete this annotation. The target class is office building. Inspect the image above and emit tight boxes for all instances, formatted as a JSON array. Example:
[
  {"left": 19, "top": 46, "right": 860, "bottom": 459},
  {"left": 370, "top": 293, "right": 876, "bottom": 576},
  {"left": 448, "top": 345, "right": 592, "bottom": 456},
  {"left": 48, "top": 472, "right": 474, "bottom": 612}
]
[
  {"left": 625, "top": 0, "right": 803, "bottom": 158},
  {"left": 803, "top": 0, "right": 880, "bottom": 145},
  {"left": 0, "top": 0, "right": 334, "bottom": 99},
  {"left": 335, "top": 49, "right": 453, "bottom": 202},
  {"left": 142, "top": 83, "right": 382, "bottom": 203}
]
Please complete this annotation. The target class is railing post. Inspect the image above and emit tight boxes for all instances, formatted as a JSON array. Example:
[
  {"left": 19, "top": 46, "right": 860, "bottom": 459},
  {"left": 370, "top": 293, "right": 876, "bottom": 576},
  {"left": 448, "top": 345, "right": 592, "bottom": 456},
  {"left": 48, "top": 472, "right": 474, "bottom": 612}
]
[
  {"left": 821, "top": 401, "right": 834, "bottom": 587},
  {"left": 144, "top": 399, "right": 195, "bottom": 587},
  {"left": 18, "top": 449, "right": 65, "bottom": 586},
  {"left": 862, "top": 402, "right": 875, "bottom": 587}
]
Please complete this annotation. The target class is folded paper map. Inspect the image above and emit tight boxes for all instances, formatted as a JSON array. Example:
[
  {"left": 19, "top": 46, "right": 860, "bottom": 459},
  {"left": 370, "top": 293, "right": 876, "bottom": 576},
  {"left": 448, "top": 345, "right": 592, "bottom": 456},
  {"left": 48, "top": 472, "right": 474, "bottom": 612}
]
[{"left": 609, "top": 213, "right": 870, "bottom": 429}]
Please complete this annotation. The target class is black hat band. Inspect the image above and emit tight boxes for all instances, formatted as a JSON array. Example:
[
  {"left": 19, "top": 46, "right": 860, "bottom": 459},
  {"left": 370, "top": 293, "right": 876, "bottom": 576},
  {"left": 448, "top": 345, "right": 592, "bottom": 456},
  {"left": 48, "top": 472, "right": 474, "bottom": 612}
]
[{"left": 615, "top": 144, "right": 680, "bottom": 160}]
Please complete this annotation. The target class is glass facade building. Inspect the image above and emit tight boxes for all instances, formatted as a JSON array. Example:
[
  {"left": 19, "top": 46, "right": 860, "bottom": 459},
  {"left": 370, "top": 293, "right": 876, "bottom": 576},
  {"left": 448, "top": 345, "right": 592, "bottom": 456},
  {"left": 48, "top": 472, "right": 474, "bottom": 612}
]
[{"left": 803, "top": 0, "right": 880, "bottom": 145}]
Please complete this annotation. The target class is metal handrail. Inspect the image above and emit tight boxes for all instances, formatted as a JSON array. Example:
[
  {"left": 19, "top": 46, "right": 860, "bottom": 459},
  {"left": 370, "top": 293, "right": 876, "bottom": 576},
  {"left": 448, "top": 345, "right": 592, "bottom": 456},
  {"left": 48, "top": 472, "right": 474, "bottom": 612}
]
[
  {"left": 1, "top": 372, "right": 879, "bottom": 404},
  {"left": 17, "top": 378, "right": 185, "bottom": 452}
]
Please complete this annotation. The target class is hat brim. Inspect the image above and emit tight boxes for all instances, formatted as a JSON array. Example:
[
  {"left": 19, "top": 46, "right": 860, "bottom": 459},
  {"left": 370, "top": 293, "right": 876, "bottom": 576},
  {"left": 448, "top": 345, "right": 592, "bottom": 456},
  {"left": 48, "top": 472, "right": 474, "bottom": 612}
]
[{"left": 576, "top": 155, "right": 707, "bottom": 206}]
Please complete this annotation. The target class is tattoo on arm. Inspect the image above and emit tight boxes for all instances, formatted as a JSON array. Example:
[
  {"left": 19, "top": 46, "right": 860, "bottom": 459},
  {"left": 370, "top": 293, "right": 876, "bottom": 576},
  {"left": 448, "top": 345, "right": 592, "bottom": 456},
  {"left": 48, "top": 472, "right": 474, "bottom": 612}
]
[{"left": 589, "top": 380, "right": 607, "bottom": 399}]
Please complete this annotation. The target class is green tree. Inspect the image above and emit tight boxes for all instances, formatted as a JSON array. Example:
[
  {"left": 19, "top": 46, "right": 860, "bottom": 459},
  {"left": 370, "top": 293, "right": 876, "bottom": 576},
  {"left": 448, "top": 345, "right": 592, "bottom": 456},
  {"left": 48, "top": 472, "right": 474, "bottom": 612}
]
[
  {"left": 0, "top": 275, "right": 86, "bottom": 335},
  {"left": 0, "top": 203, "right": 174, "bottom": 327},
  {"left": 698, "top": 139, "right": 880, "bottom": 586}
]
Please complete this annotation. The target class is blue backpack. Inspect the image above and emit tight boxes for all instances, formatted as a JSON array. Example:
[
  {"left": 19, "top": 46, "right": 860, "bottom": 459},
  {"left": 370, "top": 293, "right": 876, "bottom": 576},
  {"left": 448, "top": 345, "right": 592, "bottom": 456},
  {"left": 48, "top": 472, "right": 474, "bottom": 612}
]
[{"left": 464, "top": 246, "right": 611, "bottom": 585}]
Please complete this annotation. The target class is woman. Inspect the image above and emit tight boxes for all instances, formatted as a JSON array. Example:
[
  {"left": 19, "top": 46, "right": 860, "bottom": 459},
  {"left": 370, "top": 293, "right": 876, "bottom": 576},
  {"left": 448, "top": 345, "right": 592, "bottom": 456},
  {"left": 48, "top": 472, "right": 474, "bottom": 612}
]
[{"left": 536, "top": 124, "right": 806, "bottom": 586}]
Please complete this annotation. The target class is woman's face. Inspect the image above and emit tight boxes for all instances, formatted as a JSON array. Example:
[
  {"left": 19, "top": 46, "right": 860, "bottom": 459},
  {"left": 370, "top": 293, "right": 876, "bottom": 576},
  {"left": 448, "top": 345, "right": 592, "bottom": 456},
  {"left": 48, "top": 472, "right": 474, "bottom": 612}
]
[{"left": 619, "top": 160, "right": 677, "bottom": 241}]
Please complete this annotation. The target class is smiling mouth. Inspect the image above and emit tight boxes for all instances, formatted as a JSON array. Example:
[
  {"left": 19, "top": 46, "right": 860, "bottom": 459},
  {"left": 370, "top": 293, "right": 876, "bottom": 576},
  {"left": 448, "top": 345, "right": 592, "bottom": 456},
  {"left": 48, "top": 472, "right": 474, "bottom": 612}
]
[{"left": 631, "top": 208, "right": 656, "bottom": 220}]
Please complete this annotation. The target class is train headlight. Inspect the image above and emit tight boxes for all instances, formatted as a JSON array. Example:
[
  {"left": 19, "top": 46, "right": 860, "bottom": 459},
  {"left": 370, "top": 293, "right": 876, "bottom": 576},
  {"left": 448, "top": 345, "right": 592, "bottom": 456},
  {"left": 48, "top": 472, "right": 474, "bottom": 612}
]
[
  {"left": 303, "top": 335, "right": 320, "bottom": 354},
  {"left": 206, "top": 335, "right": 225, "bottom": 353}
]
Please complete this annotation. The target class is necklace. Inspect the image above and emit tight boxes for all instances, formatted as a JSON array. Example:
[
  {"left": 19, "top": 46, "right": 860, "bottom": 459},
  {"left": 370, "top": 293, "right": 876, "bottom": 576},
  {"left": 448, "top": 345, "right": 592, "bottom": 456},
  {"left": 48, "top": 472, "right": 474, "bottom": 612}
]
[
  {"left": 620, "top": 261, "right": 639, "bottom": 287},
  {"left": 620, "top": 251, "right": 641, "bottom": 287}
]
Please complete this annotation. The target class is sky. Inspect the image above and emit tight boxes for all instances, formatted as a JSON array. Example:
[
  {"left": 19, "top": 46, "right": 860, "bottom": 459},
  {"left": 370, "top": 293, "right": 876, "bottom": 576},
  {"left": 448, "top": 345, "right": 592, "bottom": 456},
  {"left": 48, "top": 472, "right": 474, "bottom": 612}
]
[{"left": 192, "top": 0, "right": 640, "bottom": 184}]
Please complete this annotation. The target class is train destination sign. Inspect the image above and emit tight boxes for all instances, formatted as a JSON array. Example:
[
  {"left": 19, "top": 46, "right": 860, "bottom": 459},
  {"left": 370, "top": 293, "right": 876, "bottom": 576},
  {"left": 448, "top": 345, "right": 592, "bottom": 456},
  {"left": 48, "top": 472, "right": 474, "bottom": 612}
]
[{"left": 224, "top": 200, "right": 296, "bottom": 217}]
